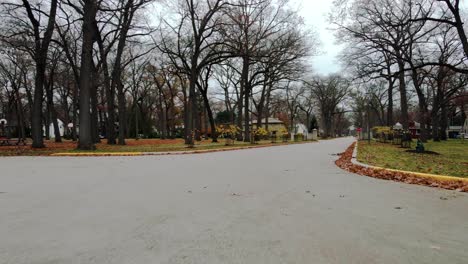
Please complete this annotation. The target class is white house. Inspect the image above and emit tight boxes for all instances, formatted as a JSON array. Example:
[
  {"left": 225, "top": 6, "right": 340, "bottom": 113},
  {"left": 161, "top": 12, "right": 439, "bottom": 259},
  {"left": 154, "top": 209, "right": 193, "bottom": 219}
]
[
  {"left": 294, "top": 123, "right": 308, "bottom": 134},
  {"left": 292, "top": 123, "right": 310, "bottom": 139},
  {"left": 43, "top": 119, "right": 65, "bottom": 138}
]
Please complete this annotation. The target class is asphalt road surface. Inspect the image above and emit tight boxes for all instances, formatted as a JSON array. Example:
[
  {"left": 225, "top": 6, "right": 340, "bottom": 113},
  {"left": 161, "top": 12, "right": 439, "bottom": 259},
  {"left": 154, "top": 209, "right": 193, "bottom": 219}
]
[{"left": 1, "top": 137, "right": 467, "bottom": 264}]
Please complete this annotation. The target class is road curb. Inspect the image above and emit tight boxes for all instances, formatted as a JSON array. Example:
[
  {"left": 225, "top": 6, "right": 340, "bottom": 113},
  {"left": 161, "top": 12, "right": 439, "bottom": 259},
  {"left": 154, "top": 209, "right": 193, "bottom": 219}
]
[
  {"left": 49, "top": 141, "right": 317, "bottom": 157},
  {"left": 50, "top": 152, "right": 144, "bottom": 157}
]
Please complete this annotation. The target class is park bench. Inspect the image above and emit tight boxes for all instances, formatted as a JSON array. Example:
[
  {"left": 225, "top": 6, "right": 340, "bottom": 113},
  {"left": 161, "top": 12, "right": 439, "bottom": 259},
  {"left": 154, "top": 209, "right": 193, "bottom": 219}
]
[
  {"left": 0, "top": 137, "right": 27, "bottom": 146},
  {"left": 13, "top": 137, "right": 27, "bottom": 146},
  {"left": 0, "top": 136, "right": 11, "bottom": 146},
  {"left": 0, "top": 121, "right": 27, "bottom": 146}
]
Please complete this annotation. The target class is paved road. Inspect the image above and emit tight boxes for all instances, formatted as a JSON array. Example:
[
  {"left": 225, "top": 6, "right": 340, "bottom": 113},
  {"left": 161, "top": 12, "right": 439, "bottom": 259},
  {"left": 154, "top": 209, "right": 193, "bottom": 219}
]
[{"left": 1, "top": 137, "right": 467, "bottom": 264}]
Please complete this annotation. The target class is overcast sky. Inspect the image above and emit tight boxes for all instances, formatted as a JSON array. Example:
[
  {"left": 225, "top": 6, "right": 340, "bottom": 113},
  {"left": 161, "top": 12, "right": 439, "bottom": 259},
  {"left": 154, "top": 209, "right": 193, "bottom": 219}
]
[{"left": 291, "top": 0, "right": 343, "bottom": 75}]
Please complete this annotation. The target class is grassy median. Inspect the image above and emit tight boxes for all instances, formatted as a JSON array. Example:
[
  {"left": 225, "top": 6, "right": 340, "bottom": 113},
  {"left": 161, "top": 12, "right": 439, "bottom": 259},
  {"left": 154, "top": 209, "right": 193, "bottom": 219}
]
[
  {"left": 357, "top": 139, "right": 468, "bottom": 178},
  {"left": 0, "top": 138, "right": 313, "bottom": 156}
]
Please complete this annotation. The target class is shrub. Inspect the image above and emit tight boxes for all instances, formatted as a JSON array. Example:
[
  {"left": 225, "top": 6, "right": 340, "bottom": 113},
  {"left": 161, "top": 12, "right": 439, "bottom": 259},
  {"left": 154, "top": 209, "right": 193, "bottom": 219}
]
[
  {"left": 372, "top": 126, "right": 391, "bottom": 135},
  {"left": 253, "top": 127, "right": 268, "bottom": 137},
  {"left": 216, "top": 124, "right": 240, "bottom": 139},
  {"left": 278, "top": 127, "right": 289, "bottom": 137}
]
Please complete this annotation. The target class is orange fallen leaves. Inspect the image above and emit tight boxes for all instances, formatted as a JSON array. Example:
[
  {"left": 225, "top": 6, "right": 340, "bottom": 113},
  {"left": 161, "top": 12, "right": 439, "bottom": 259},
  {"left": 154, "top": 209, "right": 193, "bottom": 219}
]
[
  {"left": 335, "top": 143, "right": 468, "bottom": 192},
  {"left": 0, "top": 139, "right": 187, "bottom": 156},
  {"left": 122, "top": 139, "right": 183, "bottom": 146}
]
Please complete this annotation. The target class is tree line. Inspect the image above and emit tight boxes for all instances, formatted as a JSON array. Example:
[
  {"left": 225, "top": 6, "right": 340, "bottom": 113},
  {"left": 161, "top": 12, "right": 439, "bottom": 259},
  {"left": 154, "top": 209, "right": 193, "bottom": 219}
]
[
  {"left": 5, "top": 0, "right": 461, "bottom": 149},
  {"left": 2, "top": 0, "right": 351, "bottom": 150},
  {"left": 333, "top": 0, "right": 467, "bottom": 141}
]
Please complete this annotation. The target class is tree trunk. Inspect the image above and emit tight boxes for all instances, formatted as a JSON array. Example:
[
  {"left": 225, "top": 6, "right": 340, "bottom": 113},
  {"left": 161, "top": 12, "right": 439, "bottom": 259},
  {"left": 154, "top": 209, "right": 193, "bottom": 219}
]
[
  {"left": 410, "top": 68, "right": 429, "bottom": 142},
  {"left": 195, "top": 95, "right": 201, "bottom": 141},
  {"left": 451, "top": 4, "right": 468, "bottom": 59},
  {"left": 237, "top": 89, "right": 243, "bottom": 141},
  {"left": 117, "top": 80, "right": 126, "bottom": 145},
  {"left": 385, "top": 58, "right": 394, "bottom": 127},
  {"left": 186, "top": 68, "right": 197, "bottom": 146},
  {"left": 242, "top": 56, "right": 250, "bottom": 142},
  {"left": 27, "top": 0, "right": 58, "bottom": 148},
  {"left": 91, "top": 79, "right": 100, "bottom": 143},
  {"left": 106, "top": 0, "right": 137, "bottom": 145},
  {"left": 159, "top": 107, "right": 167, "bottom": 139},
  {"left": 184, "top": 101, "right": 190, "bottom": 144},
  {"left": 46, "top": 82, "right": 62, "bottom": 143},
  {"left": 255, "top": 81, "right": 269, "bottom": 129},
  {"left": 51, "top": 114, "right": 61, "bottom": 142},
  {"left": 31, "top": 60, "right": 46, "bottom": 147},
  {"left": 106, "top": 83, "right": 116, "bottom": 144},
  {"left": 72, "top": 87, "right": 78, "bottom": 141},
  {"left": 45, "top": 69, "right": 62, "bottom": 143},
  {"left": 15, "top": 90, "right": 26, "bottom": 139},
  {"left": 200, "top": 91, "right": 218, "bottom": 142},
  {"left": 431, "top": 108, "right": 440, "bottom": 141},
  {"left": 265, "top": 89, "right": 271, "bottom": 131},
  {"left": 77, "top": 0, "right": 97, "bottom": 150},
  {"left": 97, "top": 38, "right": 116, "bottom": 144},
  {"left": 168, "top": 103, "right": 175, "bottom": 139},
  {"left": 440, "top": 104, "right": 448, "bottom": 140},
  {"left": 99, "top": 108, "right": 105, "bottom": 140},
  {"left": 397, "top": 59, "right": 409, "bottom": 129},
  {"left": 45, "top": 107, "right": 50, "bottom": 141},
  {"left": 322, "top": 112, "right": 333, "bottom": 138}
]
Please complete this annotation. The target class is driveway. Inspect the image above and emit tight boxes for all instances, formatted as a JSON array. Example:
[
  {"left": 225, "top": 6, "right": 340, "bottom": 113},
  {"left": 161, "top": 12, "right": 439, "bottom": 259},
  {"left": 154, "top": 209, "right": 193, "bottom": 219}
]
[{"left": 1, "top": 137, "right": 467, "bottom": 264}]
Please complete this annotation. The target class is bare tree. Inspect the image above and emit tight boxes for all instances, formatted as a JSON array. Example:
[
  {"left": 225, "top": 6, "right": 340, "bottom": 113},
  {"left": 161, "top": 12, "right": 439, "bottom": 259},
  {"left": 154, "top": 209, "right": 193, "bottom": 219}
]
[
  {"left": 306, "top": 75, "right": 350, "bottom": 138},
  {"left": 156, "top": 0, "right": 230, "bottom": 146},
  {"left": 77, "top": 0, "right": 98, "bottom": 150},
  {"left": 1, "top": 0, "right": 59, "bottom": 147}
]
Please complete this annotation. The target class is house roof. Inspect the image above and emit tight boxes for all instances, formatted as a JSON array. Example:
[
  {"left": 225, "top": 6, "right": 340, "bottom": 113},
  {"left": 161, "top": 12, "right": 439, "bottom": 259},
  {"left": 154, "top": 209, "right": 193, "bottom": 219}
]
[
  {"left": 448, "top": 126, "right": 463, "bottom": 131},
  {"left": 250, "top": 118, "right": 284, "bottom": 124}
]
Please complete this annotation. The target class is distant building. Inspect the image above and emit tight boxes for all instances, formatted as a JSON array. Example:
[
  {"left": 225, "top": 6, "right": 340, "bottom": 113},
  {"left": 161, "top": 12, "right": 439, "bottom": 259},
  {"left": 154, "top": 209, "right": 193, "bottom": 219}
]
[
  {"left": 294, "top": 123, "right": 308, "bottom": 134},
  {"left": 43, "top": 119, "right": 65, "bottom": 138},
  {"left": 250, "top": 118, "right": 286, "bottom": 134},
  {"left": 402, "top": 121, "right": 466, "bottom": 139},
  {"left": 448, "top": 126, "right": 463, "bottom": 138},
  {"left": 349, "top": 125, "right": 357, "bottom": 136},
  {"left": 463, "top": 116, "right": 468, "bottom": 138},
  {"left": 461, "top": 109, "right": 468, "bottom": 138},
  {"left": 408, "top": 121, "right": 421, "bottom": 138}
]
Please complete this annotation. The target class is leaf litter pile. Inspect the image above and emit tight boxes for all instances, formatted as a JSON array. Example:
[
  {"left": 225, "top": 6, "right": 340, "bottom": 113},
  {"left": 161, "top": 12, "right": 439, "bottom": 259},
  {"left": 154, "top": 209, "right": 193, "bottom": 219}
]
[{"left": 335, "top": 143, "right": 468, "bottom": 192}]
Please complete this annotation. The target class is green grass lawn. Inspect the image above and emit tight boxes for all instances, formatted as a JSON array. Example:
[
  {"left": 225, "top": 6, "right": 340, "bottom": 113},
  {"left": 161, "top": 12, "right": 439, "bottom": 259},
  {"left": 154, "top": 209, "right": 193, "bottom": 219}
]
[{"left": 357, "top": 139, "right": 468, "bottom": 177}]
